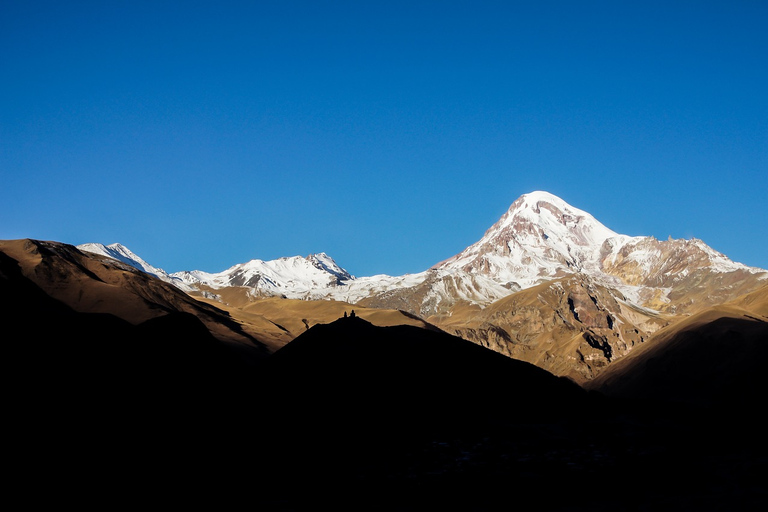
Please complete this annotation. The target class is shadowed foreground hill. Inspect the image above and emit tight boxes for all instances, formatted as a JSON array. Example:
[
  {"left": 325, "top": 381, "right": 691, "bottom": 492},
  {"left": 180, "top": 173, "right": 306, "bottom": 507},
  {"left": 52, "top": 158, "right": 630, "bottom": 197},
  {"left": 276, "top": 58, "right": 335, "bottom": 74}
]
[
  {"left": 262, "top": 315, "right": 589, "bottom": 424},
  {"left": 2, "top": 239, "right": 269, "bottom": 434},
  {"left": 258, "top": 316, "right": 590, "bottom": 470},
  {"left": 255, "top": 316, "right": 599, "bottom": 508},
  {"left": 252, "top": 316, "right": 767, "bottom": 511},
  {"left": 2, "top": 242, "right": 268, "bottom": 502},
  {"left": 586, "top": 284, "right": 768, "bottom": 410}
]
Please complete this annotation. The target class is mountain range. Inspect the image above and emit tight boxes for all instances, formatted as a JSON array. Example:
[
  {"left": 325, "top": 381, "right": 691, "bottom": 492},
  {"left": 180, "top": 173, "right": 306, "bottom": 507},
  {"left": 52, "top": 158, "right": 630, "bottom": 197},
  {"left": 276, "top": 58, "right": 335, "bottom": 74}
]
[
  {"left": 77, "top": 190, "right": 767, "bottom": 382},
  {"left": 81, "top": 191, "right": 765, "bottom": 310},
  {"left": 3, "top": 191, "right": 767, "bottom": 509}
]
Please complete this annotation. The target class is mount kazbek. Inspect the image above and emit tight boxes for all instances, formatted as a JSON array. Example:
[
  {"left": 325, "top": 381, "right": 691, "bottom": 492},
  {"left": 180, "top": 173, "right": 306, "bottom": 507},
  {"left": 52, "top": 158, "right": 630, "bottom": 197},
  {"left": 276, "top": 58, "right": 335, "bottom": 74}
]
[{"left": 79, "top": 191, "right": 768, "bottom": 383}]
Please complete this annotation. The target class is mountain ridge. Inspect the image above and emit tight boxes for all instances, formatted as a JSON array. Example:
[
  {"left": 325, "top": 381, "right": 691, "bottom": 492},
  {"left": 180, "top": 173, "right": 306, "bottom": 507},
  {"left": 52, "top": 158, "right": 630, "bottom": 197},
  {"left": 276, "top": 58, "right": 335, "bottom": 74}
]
[
  {"left": 72, "top": 191, "right": 767, "bottom": 381},
  {"left": 77, "top": 191, "right": 767, "bottom": 316}
]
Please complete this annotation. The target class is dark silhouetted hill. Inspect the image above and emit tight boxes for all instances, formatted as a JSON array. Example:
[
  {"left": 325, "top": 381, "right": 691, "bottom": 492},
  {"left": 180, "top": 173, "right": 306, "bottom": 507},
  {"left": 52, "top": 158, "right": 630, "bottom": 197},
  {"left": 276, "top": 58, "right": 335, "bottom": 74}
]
[
  {"left": 250, "top": 316, "right": 766, "bottom": 511},
  {"left": 262, "top": 315, "right": 590, "bottom": 427},
  {"left": 2, "top": 242, "right": 268, "bottom": 503}
]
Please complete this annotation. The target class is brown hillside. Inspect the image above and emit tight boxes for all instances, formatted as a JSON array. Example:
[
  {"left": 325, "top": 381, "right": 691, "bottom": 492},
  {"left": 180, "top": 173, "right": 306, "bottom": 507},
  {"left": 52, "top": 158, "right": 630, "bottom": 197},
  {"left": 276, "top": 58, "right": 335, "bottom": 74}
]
[
  {"left": 430, "top": 275, "right": 670, "bottom": 383},
  {"left": 0, "top": 239, "right": 267, "bottom": 352},
  {"left": 585, "top": 283, "right": 768, "bottom": 407},
  {"left": 193, "top": 294, "right": 442, "bottom": 352}
]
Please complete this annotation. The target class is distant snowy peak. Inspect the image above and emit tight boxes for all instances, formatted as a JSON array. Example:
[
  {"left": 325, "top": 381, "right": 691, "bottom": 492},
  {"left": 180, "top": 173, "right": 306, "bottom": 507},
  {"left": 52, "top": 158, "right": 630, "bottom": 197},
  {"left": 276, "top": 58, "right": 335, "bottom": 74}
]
[
  {"left": 307, "top": 252, "right": 354, "bottom": 283},
  {"left": 77, "top": 242, "right": 355, "bottom": 297},
  {"left": 77, "top": 242, "right": 194, "bottom": 291},
  {"left": 506, "top": 191, "right": 618, "bottom": 246},
  {"left": 170, "top": 252, "right": 354, "bottom": 298},
  {"left": 435, "top": 191, "right": 619, "bottom": 288},
  {"left": 77, "top": 191, "right": 766, "bottom": 316},
  {"left": 78, "top": 243, "right": 163, "bottom": 277},
  {"left": 435, "top": 191, "right": 765, "bottom": 293},
  {"left": 599, "top": 235, "right": 765, "bottom": 287},
  {"left": 482, "top": 191, "right": 618, "bottom": 258}
]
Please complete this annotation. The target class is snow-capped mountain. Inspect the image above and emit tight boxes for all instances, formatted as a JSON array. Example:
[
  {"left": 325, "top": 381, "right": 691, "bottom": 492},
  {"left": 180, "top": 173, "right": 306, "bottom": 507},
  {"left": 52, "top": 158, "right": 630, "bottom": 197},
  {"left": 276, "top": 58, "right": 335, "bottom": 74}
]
[
  {"left": 171, "top": 252, "right": 354, "bottom": 299},
  {"left": 77, "top": 244, "right": 355, "bottom": 299},
  {"left": 431, "top": 191, "right": 765, "bottom": 312},
  {"left": 435, "top": 191, "right": 620, "bottom": 290},
  {"left": 68, "top": 191, "right": 768, "bottom": 387},
  {"left": 79, "top": 191, "right": 767, "bottom": 317}
]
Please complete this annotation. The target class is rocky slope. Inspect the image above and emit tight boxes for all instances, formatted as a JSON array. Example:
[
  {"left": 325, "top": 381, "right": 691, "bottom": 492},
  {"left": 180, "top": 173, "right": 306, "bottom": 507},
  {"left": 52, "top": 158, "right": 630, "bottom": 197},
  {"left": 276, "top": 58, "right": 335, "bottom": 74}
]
[
  {"left": 434, "top": 191, "right": 766, "bottom": 315},
  {"left": 1, "top": 238, "right": 269, "bottom": 353},
  {"left": 431, "top": 274, "right": 670, "bottom": 383},
  {"left": 585, "top": 283, "right": 768, "bottom": 406},
  {"left": 420, "top": 193, "right": 765, "bottom": 380}
]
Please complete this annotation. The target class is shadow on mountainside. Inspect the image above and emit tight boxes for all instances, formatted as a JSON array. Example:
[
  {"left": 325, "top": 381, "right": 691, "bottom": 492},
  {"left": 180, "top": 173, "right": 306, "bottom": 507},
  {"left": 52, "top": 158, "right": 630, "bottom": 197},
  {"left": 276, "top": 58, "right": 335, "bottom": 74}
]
[
  {"left": 589, "top": 315, "right": 768, "bottom": 409},
  {"left": 2, "top": 249, "right": 267, "bottom": 495}
]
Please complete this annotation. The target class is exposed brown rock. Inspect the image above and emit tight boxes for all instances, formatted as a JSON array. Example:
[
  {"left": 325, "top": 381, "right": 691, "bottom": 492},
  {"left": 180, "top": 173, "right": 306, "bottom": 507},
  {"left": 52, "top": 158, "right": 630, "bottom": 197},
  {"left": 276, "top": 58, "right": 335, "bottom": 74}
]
[
  {"left": 585, "top": 283, "right": 768, "bottom": 407},
  {"left": 430, "top": 276, "right": 667, "bottom": 383}
]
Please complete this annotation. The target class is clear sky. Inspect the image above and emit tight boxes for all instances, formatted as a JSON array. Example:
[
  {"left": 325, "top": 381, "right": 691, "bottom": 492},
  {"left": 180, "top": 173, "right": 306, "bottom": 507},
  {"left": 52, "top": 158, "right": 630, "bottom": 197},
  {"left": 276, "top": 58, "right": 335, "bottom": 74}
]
[{"left": 2, "top": 1, "right": 766, "bottom": 277}]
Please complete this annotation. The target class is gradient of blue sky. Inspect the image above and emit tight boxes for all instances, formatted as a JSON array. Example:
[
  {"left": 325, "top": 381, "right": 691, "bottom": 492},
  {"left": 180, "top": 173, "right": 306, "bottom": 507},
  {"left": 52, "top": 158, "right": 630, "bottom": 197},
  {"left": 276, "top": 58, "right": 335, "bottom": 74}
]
[{"left": 2, "top": 1, "right": 766, "bottom": 276}]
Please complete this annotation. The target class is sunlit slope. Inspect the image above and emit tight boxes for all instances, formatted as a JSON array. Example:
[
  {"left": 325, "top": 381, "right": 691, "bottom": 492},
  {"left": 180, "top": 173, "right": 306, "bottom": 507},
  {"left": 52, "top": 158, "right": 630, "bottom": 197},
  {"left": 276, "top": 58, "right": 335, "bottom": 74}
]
[
  {"left": 192, "top": 293, "right": 441, "bottom": 352},
  {"left": 585, "top": 283, "right": 768, "bottom": 406},
  {"left": 0, "top": 239, "right": 267, "bottom": 351},
  {"left": 430, "top": 275, "right": 670, "bottom": 383}
]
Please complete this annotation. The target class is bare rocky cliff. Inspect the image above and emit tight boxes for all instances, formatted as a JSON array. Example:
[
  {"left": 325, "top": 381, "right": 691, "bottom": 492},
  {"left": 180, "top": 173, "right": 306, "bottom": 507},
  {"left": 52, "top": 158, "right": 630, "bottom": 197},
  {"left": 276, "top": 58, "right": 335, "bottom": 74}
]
[{"left": 429, "top": 275, "right": 669, "bottom": 383}]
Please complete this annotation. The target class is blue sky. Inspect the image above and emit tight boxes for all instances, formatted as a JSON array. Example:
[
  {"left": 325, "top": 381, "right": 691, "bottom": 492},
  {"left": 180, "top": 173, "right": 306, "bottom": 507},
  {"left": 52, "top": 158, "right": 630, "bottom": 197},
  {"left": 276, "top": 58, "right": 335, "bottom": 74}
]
[{"left": 2, "top": 1, "right": 766, "bottom": 276}]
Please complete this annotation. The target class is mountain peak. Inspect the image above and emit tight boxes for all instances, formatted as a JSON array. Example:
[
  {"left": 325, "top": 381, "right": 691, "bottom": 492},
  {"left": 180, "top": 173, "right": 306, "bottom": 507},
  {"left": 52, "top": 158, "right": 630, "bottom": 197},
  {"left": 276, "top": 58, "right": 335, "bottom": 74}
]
[
  {"left": 435, "top": 192, "right": 619, "bottom": 289},
  {"left": 75, "top": 189, "right": 766, "bottom": 319},
  {"left": 79, "top": 242, "right": 157, "bottom": 275},
  {"left": 306, "top": 252, "right": 354, "bottom": 282},
  {"left": 515, "top": 190, "right": 572, "bottom": 208},
  {"left": 503, "top": 191, "right": 617, "bottom": 243}
]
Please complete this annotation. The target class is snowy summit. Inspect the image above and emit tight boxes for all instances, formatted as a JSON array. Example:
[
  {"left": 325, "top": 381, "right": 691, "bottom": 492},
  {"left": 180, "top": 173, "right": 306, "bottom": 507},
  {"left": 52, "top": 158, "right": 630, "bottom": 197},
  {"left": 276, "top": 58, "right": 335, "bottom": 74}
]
[{"left": 78, "top": 191, "right": 767, "bottom": 315}]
